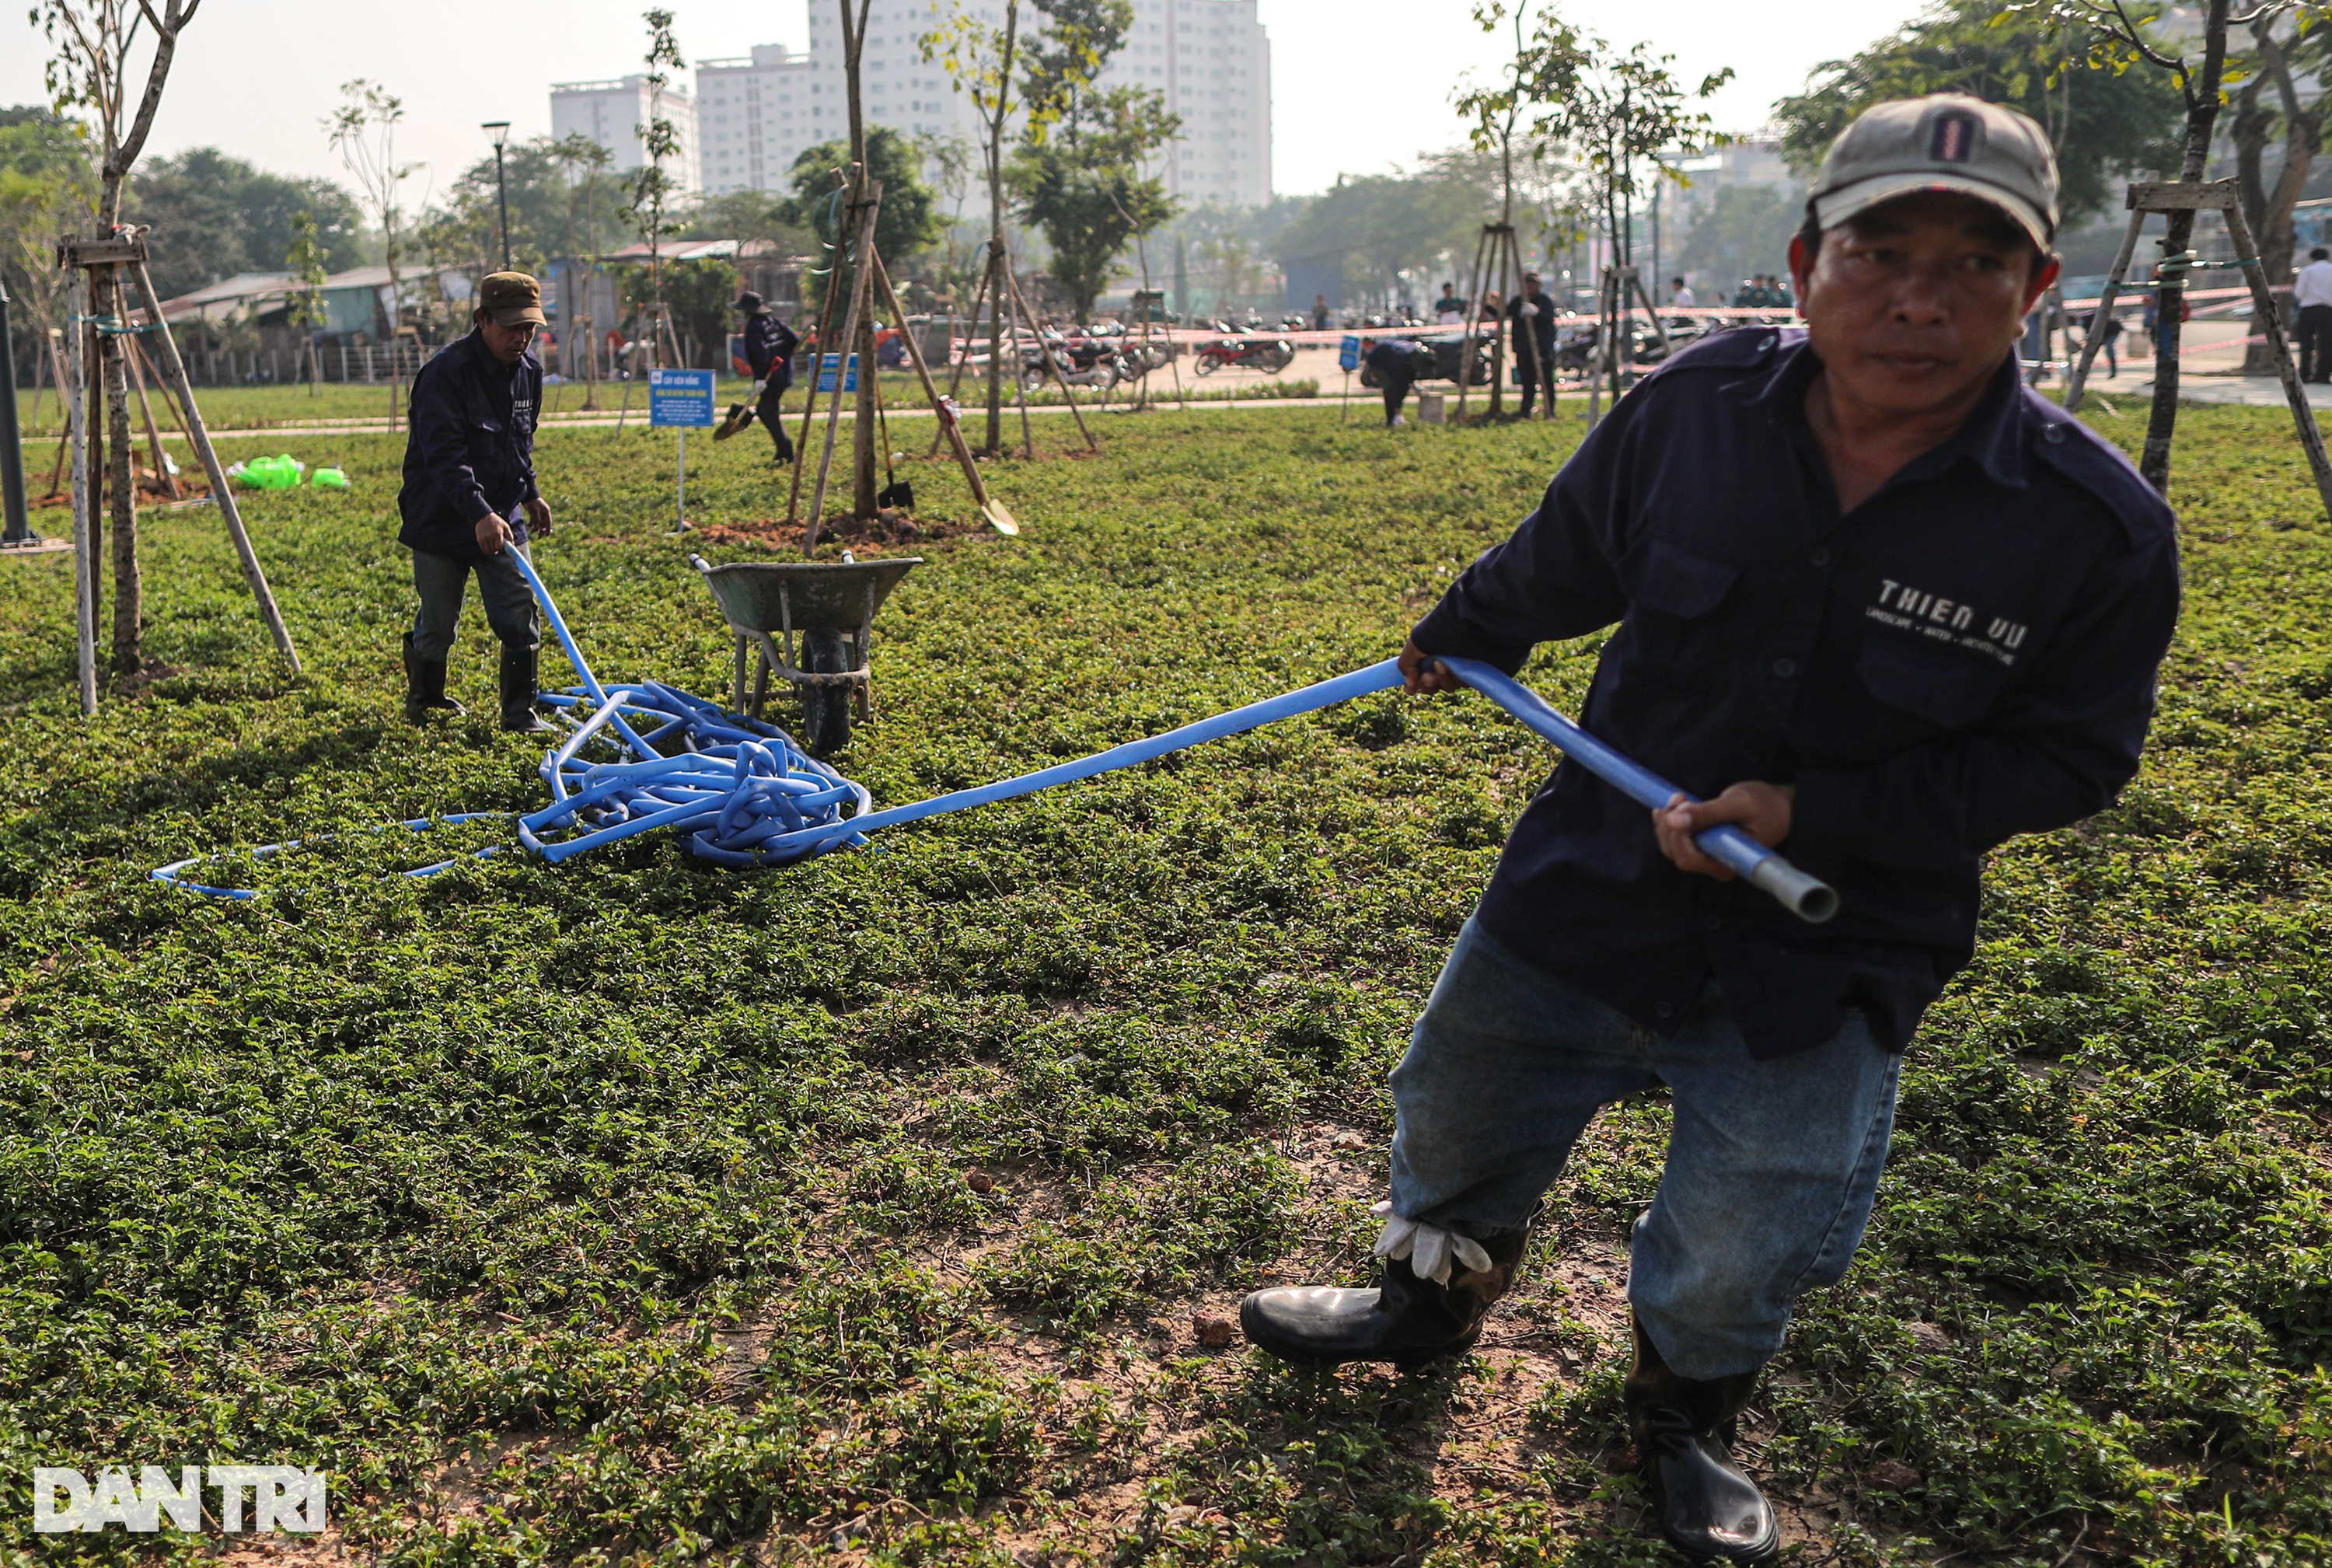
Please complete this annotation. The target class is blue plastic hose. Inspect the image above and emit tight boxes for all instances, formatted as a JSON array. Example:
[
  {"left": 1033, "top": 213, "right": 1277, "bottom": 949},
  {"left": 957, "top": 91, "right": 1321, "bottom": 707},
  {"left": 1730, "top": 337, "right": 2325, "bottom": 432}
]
[{"left": 149, "top": 555, "right": 1835, "bottom": 922}]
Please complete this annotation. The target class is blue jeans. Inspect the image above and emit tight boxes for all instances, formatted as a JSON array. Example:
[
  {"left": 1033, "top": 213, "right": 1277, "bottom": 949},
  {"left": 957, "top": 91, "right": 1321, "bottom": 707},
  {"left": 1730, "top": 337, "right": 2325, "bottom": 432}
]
[{"left": 1389, "top": 917, "right": 1901, "bottom": 1380}]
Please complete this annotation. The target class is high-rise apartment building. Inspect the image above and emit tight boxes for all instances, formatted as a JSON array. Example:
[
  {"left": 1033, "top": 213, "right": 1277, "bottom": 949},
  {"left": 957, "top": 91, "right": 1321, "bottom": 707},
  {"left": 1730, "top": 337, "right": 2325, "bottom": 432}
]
[
  {"left": 548, "top": 75, "right": 701, "bottom": 194},
  {"left": 552, "top": 0, "right": 1270, "bottom": 214},
  {"left": 1102, "top": 0, "right": 1270, "bottom": 211},
  {"left": 697, "top": 44, "right": 819, "bottom": 197}
]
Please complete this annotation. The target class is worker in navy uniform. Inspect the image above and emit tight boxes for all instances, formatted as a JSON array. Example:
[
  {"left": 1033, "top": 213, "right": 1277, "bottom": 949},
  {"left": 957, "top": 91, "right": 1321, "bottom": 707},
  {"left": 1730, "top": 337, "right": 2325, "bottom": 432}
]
[
  {"left": 1363, "top": 335, "right": 1433, "bottom": 427},
  {"left": 714, "top": 292, "right": 801, "bottom": 462},
  {"left": 1241, "top": 95, "right": 2180, "bottom": 1563},
  {"left": 1504, "top": 270, "right": 1559, "bottom": 415},
  {"left": 396, "top": 270, "right": 557, "bottom": 733}
]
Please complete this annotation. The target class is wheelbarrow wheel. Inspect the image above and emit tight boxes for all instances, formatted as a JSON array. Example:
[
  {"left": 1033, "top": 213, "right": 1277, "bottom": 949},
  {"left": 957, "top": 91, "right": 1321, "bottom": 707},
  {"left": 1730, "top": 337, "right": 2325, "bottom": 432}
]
[{"left": 800, "top": 627, "right": 854, "bottom": 756}]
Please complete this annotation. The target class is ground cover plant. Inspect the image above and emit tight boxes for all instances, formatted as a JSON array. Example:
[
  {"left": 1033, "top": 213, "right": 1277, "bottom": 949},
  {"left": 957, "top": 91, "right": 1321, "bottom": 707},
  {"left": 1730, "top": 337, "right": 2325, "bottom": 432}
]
[
  {"left": 8, "top": 371, "right": 1321, "bottom": 442},
  {"left": 0, "top": 399, "right": 2329, "bottom": 1566}
]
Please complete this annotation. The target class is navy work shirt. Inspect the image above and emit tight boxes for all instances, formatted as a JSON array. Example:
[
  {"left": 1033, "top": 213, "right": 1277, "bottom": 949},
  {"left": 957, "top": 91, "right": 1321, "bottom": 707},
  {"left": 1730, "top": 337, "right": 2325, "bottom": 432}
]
[
  {"left": 397, "top": 329, "right": 542, "bottom": 562},
  {"left": 1411, "top": 327, "right": 2180, "bottom": 1060},
  {"left": 742, "top": 312, "right": 799, "bottom": 389}
]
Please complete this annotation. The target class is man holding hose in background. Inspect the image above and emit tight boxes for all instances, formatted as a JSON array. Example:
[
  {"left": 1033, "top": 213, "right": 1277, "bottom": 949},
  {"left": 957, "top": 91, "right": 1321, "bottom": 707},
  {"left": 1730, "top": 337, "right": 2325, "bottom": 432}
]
[{"left": 1242, "top": 97, "right": 2180, "bottom": 1563}]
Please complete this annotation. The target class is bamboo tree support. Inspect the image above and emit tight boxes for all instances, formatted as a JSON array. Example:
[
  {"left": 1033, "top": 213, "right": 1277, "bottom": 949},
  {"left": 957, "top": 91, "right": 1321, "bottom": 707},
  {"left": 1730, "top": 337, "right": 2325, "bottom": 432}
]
[
  {"left": 123, "top": 253, "right": 300, "bottom": 669},
  {"left": 64, "top": 267, "right": 95, "bottom": 715},
  {"left": 804, "top": 181, "right": 881, "bottom": 554},
  {"left": 1455, "top": 224, "right": 1495, "bottom": 424},
  {"left": 1003, "top": 265, "right": 1097, "bottom": 451},
  {"left": 2064, "top": 178, "right": 2332, "bottom": 520},
  {"left": 927, "top": 261, "right": 994, "bottom": 459},
  {"left": 872, "top": 250, "right": 1017, "bottom": 534},
  {"left": 123, "top": 335, "right": 179, "bottom": 501},
  {"left": 789, "top": 167, "right": 871, "bottom": 526}
]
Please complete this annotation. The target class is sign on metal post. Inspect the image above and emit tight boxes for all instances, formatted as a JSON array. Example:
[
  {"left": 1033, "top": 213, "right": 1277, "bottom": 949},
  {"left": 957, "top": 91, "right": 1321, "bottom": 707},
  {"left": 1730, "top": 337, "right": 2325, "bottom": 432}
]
[
  {"left": 814, "top": 354, "right": 860, "bottom": 394},
  {"left": 649, "top": 368, "right": 715, "bottom": 533}
]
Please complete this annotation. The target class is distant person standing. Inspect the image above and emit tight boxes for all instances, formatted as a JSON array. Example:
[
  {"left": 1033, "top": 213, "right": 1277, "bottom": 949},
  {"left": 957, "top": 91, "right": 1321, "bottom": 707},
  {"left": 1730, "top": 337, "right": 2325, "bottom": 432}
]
[
  {"left": 2294, "top": 246, "right": 2332, "bottom": 382},
  {"left": 1437, "top": 283, "right": 1468, "bottom": 325},
  {"left": 1670, "top": 277, "right": 1695, "bottom": 309},
  {"left": 1313, "top": 293, "right": 1332, "bottom": 331},
  {"left": 2080, "top": 306, "right": 2124, "bottom": 379},
  {"left": 1505, "top": 271, "right": 1559, "bottom": 416}
]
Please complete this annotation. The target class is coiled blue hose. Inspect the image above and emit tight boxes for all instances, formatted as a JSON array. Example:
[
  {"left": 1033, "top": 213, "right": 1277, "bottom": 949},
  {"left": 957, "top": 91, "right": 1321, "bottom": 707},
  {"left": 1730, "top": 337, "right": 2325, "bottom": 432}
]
[{"left": 149, "top": 555, "right": 1835, "bottom": 922}]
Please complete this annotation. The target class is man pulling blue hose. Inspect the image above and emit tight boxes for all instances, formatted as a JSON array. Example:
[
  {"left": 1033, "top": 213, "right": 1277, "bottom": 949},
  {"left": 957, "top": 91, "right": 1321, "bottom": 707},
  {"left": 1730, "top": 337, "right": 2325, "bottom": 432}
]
[
  {"left": 1241, "top": 96, "right": 2182, "bottom": 1563},
  {"left": 396, "top": 271, "right": 559, "bottom": 734}
]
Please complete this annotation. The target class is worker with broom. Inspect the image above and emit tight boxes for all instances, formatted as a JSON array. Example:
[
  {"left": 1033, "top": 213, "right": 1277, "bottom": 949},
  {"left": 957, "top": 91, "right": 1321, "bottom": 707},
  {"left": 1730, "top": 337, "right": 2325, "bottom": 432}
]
[
  {"left": 1240, "top": 96, "right": 2181, "bottom": 1563},
  {"left": 397, "top": 271, "right": 558, "bottom": 735}
]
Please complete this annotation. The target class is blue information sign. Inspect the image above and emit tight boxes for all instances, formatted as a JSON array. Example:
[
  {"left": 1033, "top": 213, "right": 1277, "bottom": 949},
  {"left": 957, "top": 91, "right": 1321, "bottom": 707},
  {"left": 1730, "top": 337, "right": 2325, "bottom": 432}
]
[
  {"left": 814, "top": 353, "right": 860, "bottom": 394},
  {"left": 648, "top": 368, "right": 716, "bottom": 428},
  {"left": 1339, "top": 334, "right": 1361, "bottom": 372}
]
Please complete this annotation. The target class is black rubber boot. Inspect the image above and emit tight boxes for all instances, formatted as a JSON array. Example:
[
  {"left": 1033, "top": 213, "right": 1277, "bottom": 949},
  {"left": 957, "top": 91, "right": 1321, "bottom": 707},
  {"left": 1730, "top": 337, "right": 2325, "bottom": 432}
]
[
  {"left": 1240, "top": 1222, "right": 1529, "bottom": 1370},
  {"left": 403, "top": 632, "right": 465, "bottom": 723},
  {"left": 1625, "top": 1315, "right": 1778, "bottom": 1564},
  {"left": 498, "top": 642, "right": 554, "bottom": 734}
]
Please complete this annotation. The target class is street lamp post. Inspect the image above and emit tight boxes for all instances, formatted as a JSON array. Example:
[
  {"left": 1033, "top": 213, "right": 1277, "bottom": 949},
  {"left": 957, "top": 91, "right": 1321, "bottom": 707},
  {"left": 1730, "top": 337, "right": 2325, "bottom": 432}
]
[{"left": 482, "top": 120, "right": 512, "bottom": 272}]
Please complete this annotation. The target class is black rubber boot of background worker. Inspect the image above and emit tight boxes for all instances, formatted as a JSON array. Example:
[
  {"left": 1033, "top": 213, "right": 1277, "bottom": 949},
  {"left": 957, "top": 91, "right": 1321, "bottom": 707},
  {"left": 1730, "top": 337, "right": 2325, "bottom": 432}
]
[
  {"left": 402, "top": 631, "right": 466, "bottom": 723},
  {"left": 758, "top": 378, "right": 794, "bottom": 464},
  {"left": 1624, "top": 1314, "right": 1778, "bottom": 1564},
  {"left": 498, "top": 643, "right": 554, "bottom": 734},
  {"left": 1238, "top": 1224, "right": 1528, "bottom": 1370}
]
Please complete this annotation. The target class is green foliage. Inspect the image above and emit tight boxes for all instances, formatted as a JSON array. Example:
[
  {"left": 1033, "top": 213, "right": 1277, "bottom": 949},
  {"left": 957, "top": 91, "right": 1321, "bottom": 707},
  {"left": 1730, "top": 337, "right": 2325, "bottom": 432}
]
[
  {"left": 1538, "top": 37, "right": 1733, "bottom": 262},
  {"left": 1271, "top": 155, "right": 1499, "bottom": 306},
  {"left": 1676, "top": 183, "right": 1802, "bottom": 293},
  {"left": 1774, "top": 0, "right": 2187, "bottom": 225},
  {"left": 0, "top": 401, "right": 2327, "bottom": 1563},
  {"left": 1005, "top": 0, "right": 1178, "bottom": 321},
  {"left": 609, "top": 255, "right": 739, "bottom": 363},
  {"left": 782, "top": 127, "right": 943, "bottom": 313},
  {"left": 1452, "top": 0, "right": 1588, "bottom": 218},
  {"left": 125, "top": 146, "right": 364, "bottom": 300},
  {"left": 0, "top": 106, "right": 92, "bottom": 334}
]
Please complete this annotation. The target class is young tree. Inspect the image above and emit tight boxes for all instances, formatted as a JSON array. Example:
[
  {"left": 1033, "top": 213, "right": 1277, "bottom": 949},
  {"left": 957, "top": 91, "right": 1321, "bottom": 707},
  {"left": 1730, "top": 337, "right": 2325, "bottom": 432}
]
[
  {"left": 2228, "top": 15, "right": 2327, "bottom": 374},
  {"left": 549, "top": 131, "right": 617, "bottom": 263},
  {"left": 630, "top": 8, "right": 687, "bottom": 360},
  {"left": 285, "top": 209, "right": 330, "bottom": 393},
  {"left": 924, "top": 0, "right": 1046, "bottom": 452},
  {"left": 1454, "top": 1, "right": 1587, "bottom": 229},
  {"left": 35, "top": 0, "right": 202, "bottom": 676},
  {"left": 916, "top": 131, "right": 982, "bottom": 304},
  {"left": 782, "top": 127, "right": 942, "bottom": 311},
  {"left": 1542, "top": 38, "right": 1730, "bottom": 277},
  {"left": 2038, "top": 0, "right": 2240, "bottom": 492},
  {"left": 325, "top": 77, "right": 420, "bottom": 425},
  {"left": 1007, "top": 0, "right": 1179, "bottom": 322}
]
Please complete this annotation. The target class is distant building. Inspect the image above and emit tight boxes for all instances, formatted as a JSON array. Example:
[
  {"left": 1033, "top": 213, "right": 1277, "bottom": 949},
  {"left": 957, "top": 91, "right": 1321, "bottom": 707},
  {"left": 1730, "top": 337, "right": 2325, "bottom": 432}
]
[
  {"left": 1667, "top": 135, "right": 1800, "bottom": 231},
  {"left": 697, "top": 44, "right": 819, "bottom": 196},
  {"left": 1100, "top": 0, "right": 1272, "bottom": 211},
  {"left": 550, "top": 75, "right": 701, "bottom": 194},
  {"left": 802, "top": 0, "right": 997, "bottom": 152}
]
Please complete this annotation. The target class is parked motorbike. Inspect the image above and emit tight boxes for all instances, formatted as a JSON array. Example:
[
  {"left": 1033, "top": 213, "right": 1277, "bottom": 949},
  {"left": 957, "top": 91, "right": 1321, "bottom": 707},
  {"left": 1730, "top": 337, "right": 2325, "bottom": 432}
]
[
  {"left": 1192, "top": 321, "right": 1295, "bottom": 375},
  {"left": 1020, "top": 330, "right": 1131, "bottom": 391}
]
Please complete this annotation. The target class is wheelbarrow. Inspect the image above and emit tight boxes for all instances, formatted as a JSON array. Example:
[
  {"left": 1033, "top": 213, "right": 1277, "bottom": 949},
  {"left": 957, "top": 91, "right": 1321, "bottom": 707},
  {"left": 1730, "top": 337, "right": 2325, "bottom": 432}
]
[{"left": 688, "top": 554, "right": 923, "bottom": 755}]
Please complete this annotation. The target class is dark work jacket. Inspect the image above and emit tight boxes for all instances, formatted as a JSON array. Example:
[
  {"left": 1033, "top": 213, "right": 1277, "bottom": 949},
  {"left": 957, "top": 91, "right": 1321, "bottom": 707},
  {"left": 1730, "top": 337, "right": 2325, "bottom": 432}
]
[
  {"left": 742, "top": 312, "right": 799, "bottom": 389},
  {"left": 397, "top": 330, "right": 541, "bottom": 562},
  {"left": 1364, "top": 337, "right": 1430, "bottom": 379},
  {"left": 1409, "top": 327, "right": 2180, "bottom": 1059},
  {"left": 1505, "top": 292, "right": 1559, "bottom": 365}
]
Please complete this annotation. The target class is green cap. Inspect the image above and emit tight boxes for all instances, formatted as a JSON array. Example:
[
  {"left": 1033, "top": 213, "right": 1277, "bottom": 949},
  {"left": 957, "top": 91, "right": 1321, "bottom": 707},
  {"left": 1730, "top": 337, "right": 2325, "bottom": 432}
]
[
  {"left": 480, "top": 271, "right": 546, "bottom": 327},
  {"left": 1811, "top": 94, "right": 2059, "bottom": 251}
]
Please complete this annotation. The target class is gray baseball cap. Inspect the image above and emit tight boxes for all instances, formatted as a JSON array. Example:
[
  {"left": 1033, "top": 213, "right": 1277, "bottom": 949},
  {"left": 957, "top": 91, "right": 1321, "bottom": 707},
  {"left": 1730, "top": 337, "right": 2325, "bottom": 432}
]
[{"left": 1810, "top": 94, "right": 2060, "bottom": 250}]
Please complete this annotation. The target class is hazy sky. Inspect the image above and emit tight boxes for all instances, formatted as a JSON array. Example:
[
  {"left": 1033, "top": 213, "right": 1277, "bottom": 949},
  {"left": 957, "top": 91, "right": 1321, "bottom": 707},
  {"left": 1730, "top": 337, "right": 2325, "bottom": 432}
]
[{"left": 0, "top": 0, "right": 1922, "bottom": 199}]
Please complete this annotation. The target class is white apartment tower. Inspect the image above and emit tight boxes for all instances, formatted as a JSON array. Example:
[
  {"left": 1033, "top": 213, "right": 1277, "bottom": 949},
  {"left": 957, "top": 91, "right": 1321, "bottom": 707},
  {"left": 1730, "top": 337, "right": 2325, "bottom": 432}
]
[
  {"left": 697, "top": 44, "right": 819, "bottom": 196},
  {"left": 1105, "top": 0, "right": 1271, "bottom": 211},
  {"left": 549, "top": 75, "right": 701, "bottom": 194},
  {"left": 552, "top": 0, "right": 1271, "bottom": 211}
]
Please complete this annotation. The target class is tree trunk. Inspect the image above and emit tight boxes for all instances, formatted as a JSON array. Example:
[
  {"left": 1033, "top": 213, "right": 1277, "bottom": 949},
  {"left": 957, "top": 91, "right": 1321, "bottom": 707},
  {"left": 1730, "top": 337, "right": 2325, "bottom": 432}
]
[
  {"left": 2140, "top": 0, "right": 2235, "bottom": 496},
  {"left": 2238, "top": 20, "right": 2320, "bottom": 376},
  {"left": 82, "top": 312, "right": 104, "bottom": 643},
  {"left": 103, "top": 302, "right": 139, "bottom": 676}
]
